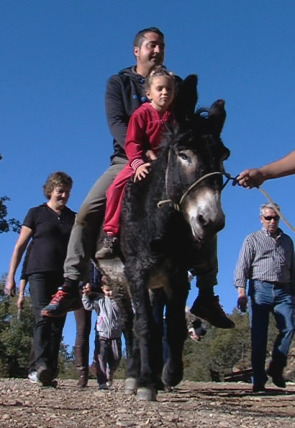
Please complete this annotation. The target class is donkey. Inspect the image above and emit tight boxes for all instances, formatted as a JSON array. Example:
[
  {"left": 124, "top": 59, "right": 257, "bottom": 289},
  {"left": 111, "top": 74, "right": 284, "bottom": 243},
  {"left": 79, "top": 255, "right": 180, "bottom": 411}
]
[{"left": 96, "top": 77, "right": 230, "bottom": 401}]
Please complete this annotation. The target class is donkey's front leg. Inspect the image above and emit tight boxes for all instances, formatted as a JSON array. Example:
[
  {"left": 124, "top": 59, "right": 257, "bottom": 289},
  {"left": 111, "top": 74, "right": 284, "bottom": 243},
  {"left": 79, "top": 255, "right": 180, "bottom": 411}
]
[
  {"left": 131, "top": 285, "right": 158, "bottom": 401},
  {"left": 162, "top": 279, "right": 189, "bottom": 387}
]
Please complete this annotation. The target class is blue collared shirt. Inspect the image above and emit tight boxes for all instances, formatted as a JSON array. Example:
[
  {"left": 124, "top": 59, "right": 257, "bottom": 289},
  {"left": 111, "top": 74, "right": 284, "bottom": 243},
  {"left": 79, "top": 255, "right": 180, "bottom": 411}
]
[{"left": 234, "top": 227, "right": 295, "bottom": 289}]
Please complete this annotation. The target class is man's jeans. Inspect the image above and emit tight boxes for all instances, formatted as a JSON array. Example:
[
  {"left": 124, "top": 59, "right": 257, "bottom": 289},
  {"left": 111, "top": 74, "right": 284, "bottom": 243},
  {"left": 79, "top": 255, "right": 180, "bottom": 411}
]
[{"left": 249, "top": 280, "right": 295, "bottom": 385}]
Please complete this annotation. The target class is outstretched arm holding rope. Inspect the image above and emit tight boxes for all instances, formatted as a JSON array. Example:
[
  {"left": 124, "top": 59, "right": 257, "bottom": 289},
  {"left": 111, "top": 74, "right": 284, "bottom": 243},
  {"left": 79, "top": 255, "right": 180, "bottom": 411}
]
[{"left": 237, "top": 150, "right": 295, "bottom": 188}]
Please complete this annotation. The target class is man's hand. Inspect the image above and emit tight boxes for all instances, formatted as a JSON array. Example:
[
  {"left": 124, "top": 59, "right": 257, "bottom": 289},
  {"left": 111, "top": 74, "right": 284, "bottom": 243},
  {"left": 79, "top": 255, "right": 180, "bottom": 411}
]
[
  {"left": 237, "top": 169, "right": 265, "bottom": 188},
  {"left": 237, "top": 287, "right": 248, "bottom": 312}
]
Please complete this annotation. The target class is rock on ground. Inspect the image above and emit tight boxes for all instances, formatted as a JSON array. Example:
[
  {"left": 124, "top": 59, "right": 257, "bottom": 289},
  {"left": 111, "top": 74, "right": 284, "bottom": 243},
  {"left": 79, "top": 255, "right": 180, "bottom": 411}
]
[{"left": 1, "top": 378, "right": 295, "bottom": 427}]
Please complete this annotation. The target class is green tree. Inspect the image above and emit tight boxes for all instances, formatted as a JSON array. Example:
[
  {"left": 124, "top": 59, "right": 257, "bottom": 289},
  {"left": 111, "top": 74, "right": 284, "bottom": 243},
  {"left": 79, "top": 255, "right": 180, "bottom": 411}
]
[
  {"left": 0, "top": 275, "right": 34, "bottom": 377},
  {"left": 58, "top": 343, "right": 77, "bottom": 379},
  {"left": 183, "top": 311, "right": 252, "bottom": 381},
  {"left": 0, "top": 196, "right": 21, "bottom": 233},
  {"left": 182, "top": 307, "right": 292, "bottom": 382},
  {"left": 183, "top": 324, "right": 218, "bottom": 381}
]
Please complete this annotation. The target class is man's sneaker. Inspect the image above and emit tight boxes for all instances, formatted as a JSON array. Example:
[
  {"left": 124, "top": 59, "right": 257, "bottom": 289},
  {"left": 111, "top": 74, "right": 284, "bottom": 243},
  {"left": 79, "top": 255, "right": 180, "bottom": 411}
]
[
  {"left": 41, "top": 288, "right": 81, "bottom": 317},
  {"left": 190, "top": 295, "right": 235, "bottom": 329},
  {"left": 106, "top": 379, "right": 113, "bottom": 388},
  {"left": 95, "top": 235, "right": 119, "bottom": 259},
  {"left": 28, "top": 371, "right": 39, "bottom": 384},
  {"left": 37, "top": 365, "right": 53, "bottom": 387},
  {"left": 266, "top": 366, "right": 286, "bottom": 388}
]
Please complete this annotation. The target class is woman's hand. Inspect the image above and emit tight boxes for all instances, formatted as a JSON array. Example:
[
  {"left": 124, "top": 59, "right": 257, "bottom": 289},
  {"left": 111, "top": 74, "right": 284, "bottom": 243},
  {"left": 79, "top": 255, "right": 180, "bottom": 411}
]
[
  {"left": 17, "top": 294, "right": 25, "bottom": 309},
  {"left": 5, "top": 278, "right": 16, "bottom": 297}
]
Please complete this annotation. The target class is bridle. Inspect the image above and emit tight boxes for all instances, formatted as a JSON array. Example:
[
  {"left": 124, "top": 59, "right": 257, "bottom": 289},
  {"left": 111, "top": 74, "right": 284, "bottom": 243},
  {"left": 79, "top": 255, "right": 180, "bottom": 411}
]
[
  {"left": 157, "top": 171, "right": 236, "bottom": 211},
  {"left": 157, "top": 166, "right": 295, "bottom": 234}
]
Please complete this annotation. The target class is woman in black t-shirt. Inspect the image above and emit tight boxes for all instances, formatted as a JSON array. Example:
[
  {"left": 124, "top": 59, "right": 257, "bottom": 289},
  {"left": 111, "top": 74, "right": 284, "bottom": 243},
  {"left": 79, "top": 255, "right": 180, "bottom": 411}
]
[{"left": 6, "top": 171, "right": 76, "bottom": 387}]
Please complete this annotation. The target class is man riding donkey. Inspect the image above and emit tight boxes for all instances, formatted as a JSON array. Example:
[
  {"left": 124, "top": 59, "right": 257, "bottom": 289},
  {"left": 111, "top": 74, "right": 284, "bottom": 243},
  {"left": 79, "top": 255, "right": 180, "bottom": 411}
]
[{"left": 42, "top": 27, "right": 233, "bottom": 330}]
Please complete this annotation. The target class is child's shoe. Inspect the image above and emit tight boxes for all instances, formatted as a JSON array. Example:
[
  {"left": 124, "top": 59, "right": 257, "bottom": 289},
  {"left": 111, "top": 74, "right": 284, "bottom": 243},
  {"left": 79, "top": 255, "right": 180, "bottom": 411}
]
[{"left": 99, "top": 383, "right": 109, "bottom": 390}]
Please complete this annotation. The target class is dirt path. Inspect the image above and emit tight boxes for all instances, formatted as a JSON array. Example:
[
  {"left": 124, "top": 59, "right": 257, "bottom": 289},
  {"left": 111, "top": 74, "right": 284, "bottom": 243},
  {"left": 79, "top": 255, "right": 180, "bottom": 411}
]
[{"left": 1, "top": 378, "right": 295, "bottom": 427}]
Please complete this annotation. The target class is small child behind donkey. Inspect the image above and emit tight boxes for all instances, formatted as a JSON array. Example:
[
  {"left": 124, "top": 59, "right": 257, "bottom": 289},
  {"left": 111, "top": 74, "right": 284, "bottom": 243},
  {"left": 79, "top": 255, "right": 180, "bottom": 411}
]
[{"left": 82, "top": 277, "right": 122, "bottom": 390}]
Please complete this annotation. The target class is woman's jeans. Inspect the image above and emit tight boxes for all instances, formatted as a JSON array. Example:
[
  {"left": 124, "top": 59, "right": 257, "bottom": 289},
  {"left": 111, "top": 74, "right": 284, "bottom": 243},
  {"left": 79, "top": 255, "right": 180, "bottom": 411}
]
[
  {"left": 249, "top": 280, "right": 295, "bottom": 385},
  {"left": 29, "top": 272, "right": 66, "bottom": 374}
]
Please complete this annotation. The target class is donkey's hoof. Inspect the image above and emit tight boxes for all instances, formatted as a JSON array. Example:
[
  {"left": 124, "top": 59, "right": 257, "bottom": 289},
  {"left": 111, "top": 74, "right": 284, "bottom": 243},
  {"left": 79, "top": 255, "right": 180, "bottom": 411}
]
[
  {"left": 124, "top": 377, "right": 138, "bottom": 395},
  {"left": 137, "top": 386, "right": 157, "bottom": 401},
  {"left": 161, "top": 361, "right": 183, "bottom": 387}
]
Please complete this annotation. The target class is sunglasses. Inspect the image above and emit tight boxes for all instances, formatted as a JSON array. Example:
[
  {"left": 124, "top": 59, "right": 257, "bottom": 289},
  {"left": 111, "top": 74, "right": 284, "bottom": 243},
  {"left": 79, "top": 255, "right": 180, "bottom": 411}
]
[{"left": 263, "top": 215, "right": 280, "bottom": 221}]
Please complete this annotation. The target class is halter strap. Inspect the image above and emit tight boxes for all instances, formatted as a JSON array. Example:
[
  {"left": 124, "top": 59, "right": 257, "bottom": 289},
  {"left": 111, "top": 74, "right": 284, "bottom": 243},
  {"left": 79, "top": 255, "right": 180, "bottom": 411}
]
[{"left": 157, "top": 171, "right": 232, "bottom": 211}]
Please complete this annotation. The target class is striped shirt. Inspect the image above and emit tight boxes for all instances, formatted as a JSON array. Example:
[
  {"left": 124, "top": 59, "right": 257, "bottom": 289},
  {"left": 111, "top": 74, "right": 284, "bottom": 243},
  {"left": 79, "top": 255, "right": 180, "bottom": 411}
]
[{"left": 234, "top": 227, "right": 295, "bottom": 289}]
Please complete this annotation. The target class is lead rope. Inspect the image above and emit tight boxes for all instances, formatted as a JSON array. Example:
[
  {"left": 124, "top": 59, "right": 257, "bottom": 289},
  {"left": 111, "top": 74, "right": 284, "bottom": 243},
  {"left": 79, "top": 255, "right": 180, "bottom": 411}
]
[
  {"left": 224, "top": 174, "right": 295, "bottom": 233},
  {"left": 257, "top": 186, "right": 295, "bottom": 233},
  {"left": 230, "top": 175, "right": 295, "bottom": 234},
  {"left": 158, "top": 171, "right": 295, "bottom": 233},
  {"left": 231, "top": 175, "right": 295, "bottom": 234}
]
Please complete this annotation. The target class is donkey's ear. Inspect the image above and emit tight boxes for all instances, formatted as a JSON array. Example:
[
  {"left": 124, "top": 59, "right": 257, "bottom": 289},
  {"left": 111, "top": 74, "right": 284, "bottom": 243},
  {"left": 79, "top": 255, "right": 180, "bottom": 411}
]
[
  {"left": 173, "top": 74, "right": 198, "bottom": 125},
  {"left": 208, "top": 99, "right": 226, "bottom": 134}
]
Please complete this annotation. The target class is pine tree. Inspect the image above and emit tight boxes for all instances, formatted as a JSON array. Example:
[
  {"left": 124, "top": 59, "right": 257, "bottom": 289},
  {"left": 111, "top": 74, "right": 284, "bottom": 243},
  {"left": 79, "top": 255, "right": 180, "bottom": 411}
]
[
  {"left": 0, "top": 197, "right": 21, "bottom": 233},
  {"left": 0, "top": 275, "right": 34, "bottom": 377}
]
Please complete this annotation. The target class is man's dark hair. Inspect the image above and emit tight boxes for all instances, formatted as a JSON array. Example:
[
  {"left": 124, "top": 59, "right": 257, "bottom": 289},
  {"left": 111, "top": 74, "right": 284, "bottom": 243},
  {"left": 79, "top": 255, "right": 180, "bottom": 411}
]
[{"left": 134, "top": 27, "right": 164, "bottom": 48}]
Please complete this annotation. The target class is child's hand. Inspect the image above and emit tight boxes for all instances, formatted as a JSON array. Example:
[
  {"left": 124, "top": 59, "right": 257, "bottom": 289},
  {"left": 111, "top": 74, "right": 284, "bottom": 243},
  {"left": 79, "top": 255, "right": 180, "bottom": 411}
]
[
  {"left": 82, "top": 283, "right": 92, "bottom": 294},
  {"left": 146, "top": 150, "right": 157, "bottom": 161},
  {"left": 134, "top": 163, "right": 151, "bottom": 182}
]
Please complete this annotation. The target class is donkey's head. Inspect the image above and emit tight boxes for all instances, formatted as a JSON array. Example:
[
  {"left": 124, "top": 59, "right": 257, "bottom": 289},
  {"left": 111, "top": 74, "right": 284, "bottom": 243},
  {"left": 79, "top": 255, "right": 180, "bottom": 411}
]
[{"left": 165, "top": 99, "right": 230, "bottom": 242}]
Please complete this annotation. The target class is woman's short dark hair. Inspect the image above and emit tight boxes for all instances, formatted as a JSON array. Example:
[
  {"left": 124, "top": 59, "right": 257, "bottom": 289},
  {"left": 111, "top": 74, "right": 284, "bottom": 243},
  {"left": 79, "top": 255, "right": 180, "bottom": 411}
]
[{"left": 43, "top": 171, "right": 73, "bottom": 199}]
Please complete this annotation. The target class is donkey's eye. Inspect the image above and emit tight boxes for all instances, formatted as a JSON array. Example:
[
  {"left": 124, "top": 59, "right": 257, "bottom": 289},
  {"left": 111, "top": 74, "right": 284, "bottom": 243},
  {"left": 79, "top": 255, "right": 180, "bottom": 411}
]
[{"left": 178, "top": 152, "right": 189, "bottom": 161}]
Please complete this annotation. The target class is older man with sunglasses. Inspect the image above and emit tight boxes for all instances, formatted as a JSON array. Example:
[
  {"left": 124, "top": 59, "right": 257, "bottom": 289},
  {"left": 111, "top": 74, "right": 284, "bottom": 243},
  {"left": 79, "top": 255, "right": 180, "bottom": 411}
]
[{"left": 234, "top": 202, "right": 295, "bottom": 393}]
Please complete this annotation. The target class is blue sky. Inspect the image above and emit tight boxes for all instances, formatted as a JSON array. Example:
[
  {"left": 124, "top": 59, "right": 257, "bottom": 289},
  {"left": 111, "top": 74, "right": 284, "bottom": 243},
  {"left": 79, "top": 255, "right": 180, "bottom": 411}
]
[{"left": 1, "top": 1, "right": 295, "bottom": 356}]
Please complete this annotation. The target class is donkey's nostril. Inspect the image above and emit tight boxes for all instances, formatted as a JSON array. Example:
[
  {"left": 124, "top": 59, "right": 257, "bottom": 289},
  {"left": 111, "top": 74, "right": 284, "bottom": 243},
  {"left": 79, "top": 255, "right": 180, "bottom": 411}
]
[{"left": 198, "top": 214, "right": 207, "bottom": 226}]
